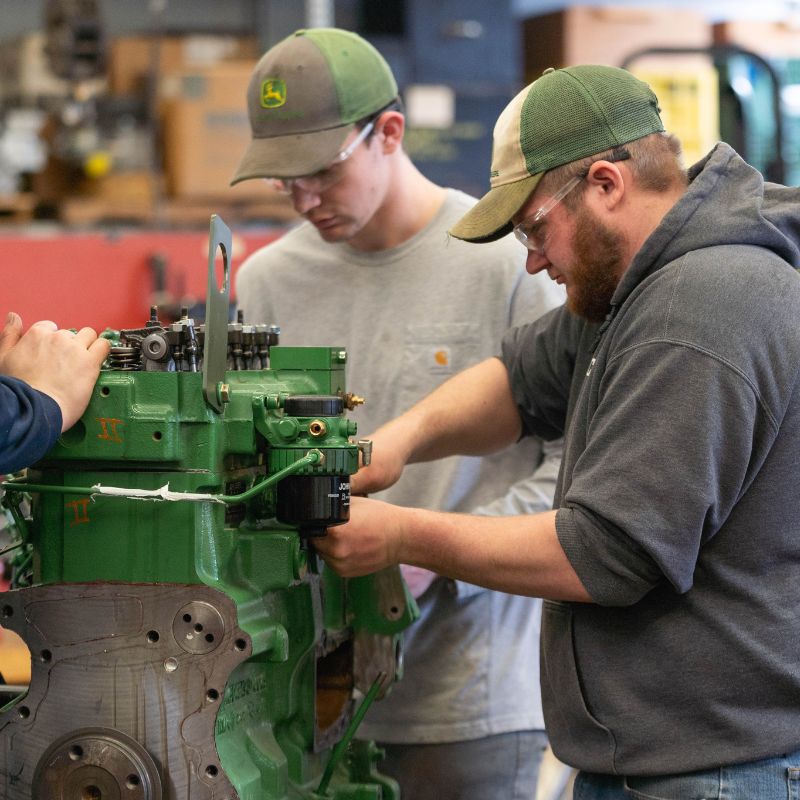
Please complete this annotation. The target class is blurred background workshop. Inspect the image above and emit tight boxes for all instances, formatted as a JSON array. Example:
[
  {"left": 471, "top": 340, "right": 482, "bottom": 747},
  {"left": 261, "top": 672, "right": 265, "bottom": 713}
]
[
  {"left": 0, "top": 2, "right": 798, "bottom": 799},
  {"left": 1, "top": 0, "right": 797, "bottom": 328}
]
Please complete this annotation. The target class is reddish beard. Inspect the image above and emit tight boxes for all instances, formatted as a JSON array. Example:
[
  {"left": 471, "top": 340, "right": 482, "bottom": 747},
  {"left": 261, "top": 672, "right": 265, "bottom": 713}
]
[{"left": 567, "top": 204, "right": 626, "bottom": 323}]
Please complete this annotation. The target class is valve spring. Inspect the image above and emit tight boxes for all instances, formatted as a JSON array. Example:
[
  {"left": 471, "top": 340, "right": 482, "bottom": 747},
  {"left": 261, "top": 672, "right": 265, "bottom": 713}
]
[{"left": 108, "top": 345, "right": 141, "bottom": 371}]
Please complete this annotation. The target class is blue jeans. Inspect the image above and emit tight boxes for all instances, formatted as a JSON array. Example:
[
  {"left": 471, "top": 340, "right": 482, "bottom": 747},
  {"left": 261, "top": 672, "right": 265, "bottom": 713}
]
[{"left": 573, "top": 749, "right": 800, "bottom": 800}]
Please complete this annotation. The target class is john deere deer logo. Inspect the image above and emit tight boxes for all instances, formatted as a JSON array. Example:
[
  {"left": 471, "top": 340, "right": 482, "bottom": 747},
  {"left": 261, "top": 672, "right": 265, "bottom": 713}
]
[{"left": 261, "top": 78, "right": 287, "bottom": 108}]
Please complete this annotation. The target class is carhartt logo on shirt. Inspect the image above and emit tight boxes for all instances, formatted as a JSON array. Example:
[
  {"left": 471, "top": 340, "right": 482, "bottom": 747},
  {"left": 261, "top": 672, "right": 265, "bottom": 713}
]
[{"left": 429, "top": 347, "right": 451, "bottom": 371}]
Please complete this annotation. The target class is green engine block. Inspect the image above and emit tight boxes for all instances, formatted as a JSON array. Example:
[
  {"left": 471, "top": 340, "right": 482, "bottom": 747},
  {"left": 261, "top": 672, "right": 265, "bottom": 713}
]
[{"left": 0, "top": 217, "right": 416, "bottom": 799}]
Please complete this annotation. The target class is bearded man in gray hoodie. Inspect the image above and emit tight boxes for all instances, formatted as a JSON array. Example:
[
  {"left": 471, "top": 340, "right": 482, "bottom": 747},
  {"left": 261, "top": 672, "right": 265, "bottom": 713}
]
[{"left": 317, "top": 64, "right": 800, "bottom": 799}]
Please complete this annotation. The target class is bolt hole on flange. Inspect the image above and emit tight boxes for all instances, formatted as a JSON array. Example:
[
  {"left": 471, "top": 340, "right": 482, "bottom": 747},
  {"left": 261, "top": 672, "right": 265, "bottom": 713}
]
[{"left": 205, "top": 765, "right": 219, "bottom": 779}]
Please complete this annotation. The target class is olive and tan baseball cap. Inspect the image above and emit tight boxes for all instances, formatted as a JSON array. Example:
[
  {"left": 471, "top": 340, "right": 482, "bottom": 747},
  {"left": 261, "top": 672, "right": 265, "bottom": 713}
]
[
  {"left": 230, "top": 28, "right": 397, "bottom": 184},
  {"left": 449, "top": 65, "right": 665, "bottom": 243}
]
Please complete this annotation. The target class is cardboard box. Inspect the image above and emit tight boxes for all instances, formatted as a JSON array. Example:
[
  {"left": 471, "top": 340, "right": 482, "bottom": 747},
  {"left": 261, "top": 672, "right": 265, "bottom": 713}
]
[
  {"left": 81, "top": 170, "right": 157, "bottom": 204},
  {"left": 523, "top": 6, "right": 712, "bottom": 81},
  {"left": 108, "top": 35, "right": 258, "bottom": 97},
  {"left": 161, "top": 61, "right": 266, "bottom": 201},
  {"left": 713, "top": 20, "right": 800, "bottom": 58}
]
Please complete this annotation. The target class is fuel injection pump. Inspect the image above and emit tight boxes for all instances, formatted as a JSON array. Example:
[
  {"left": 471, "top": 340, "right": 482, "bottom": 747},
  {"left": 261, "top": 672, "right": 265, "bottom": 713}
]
[{"left": 0, "top": 216, "right": 416, "bottom": 800}]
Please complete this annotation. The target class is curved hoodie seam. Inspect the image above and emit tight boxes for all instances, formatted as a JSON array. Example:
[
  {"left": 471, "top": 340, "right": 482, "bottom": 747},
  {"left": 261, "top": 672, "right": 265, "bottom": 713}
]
[{"left": 606, "top": 338, "right": 780, "bottom": 433}]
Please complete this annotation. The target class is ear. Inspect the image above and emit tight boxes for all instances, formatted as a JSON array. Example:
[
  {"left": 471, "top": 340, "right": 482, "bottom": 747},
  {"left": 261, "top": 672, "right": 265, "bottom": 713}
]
[
  {"left": 584, "top": 161, "right": 625, "bottom": 211},
  {"left": 375, "top": 111, "right": 405, "bottom": 155}
]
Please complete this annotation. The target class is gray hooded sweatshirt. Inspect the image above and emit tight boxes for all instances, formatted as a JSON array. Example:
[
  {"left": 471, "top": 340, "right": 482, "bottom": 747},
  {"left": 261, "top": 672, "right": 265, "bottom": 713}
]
[{"left": 501, "top": 143, "right": 800, "bottom": 775}]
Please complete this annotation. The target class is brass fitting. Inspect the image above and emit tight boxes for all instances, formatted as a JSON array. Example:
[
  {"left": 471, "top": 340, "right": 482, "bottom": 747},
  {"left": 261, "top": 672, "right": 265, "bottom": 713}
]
[{"left": 341, "top": 393, "right": 366, "bottom": 410}]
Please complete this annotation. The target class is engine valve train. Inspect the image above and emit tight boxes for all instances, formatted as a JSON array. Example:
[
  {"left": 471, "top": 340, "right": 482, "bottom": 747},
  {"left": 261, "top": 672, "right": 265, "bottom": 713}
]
[{"left": 0, "top": 216, "right": 416, "bottom": 799}]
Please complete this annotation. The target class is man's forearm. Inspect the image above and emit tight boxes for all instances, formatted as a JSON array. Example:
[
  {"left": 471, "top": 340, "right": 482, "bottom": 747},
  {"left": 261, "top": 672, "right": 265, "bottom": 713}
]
[
  {"left": 385, "top": 356, "right": 523, "bottom": 465},
  {"left": 318, "top": 497, "right": 592, "bottom": 603},
  {"left": 399, "top": 507, "right": 590, "bottom": 601}
]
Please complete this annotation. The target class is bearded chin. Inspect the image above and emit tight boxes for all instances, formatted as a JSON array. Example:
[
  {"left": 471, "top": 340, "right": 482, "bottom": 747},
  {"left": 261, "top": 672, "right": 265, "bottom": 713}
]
[{"left": 567, "top": 206, "right": 625, "bottom": 323}]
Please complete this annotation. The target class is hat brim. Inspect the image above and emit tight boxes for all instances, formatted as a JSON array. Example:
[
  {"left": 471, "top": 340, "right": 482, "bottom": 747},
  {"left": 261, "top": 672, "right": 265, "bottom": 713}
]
[
  {"left": 230, "top": 124, "right": 354, "bottom": 185},
  {"left": 448, "top": 174, "right": 543, "bottom": 243}
]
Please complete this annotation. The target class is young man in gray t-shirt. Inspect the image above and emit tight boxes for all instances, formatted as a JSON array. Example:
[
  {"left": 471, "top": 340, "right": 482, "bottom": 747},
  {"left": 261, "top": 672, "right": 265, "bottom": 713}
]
[{"left": 231, "top": 28, "right": 564, "bottom": 800}]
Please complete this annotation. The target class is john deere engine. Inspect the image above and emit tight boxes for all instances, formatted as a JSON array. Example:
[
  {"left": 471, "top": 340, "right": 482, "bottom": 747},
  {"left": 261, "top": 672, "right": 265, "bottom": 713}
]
[{"left": 0, "top": 217, "right": 416, "bottom": 799}]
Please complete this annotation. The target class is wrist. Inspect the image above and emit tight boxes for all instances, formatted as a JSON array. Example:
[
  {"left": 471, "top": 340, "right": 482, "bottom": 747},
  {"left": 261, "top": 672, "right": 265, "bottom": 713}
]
[
  {"left": 387, "top": 409, "right": 427, "bottom": 467},
  {"left": 395, "top": 505, "right": 437, "bottom": 569}
]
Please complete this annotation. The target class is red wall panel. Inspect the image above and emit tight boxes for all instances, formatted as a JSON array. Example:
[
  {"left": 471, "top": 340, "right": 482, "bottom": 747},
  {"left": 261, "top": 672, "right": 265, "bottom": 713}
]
[{"left": 1, "top": 227, "right": 283, "bottom": 332}]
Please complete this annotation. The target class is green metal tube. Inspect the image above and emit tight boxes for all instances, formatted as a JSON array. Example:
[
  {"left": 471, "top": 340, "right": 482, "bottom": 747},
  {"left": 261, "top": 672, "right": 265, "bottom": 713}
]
[
  {"left": 2, "top": 495, "right": 29, "bottom": 544},
  {"left": 0, "top": 450, "right": 323, "bottom": 506},
  {"left": 316, "top": 672, "right": 387, "bottom": 797},
  {"left": 0, "top": 541, "right": 23, "bottom": 560},
  {"left": 218, "top": 449, "right": 322, "bottom": 502}
]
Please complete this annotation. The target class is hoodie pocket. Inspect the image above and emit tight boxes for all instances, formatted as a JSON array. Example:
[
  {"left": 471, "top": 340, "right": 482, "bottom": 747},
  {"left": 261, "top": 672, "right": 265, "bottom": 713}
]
[{"left": 541, "top": 600, "right": 618, "bottom": 772}]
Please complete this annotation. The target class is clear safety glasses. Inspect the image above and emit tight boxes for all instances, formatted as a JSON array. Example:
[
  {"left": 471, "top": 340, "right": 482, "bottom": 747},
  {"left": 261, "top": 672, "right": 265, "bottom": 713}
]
[
  {"left": 513, "top": 148, "right": 631, "bottom": 255},
  {"left": 268, "top": 120, "right": 376, "bottom": 195},
  {"left": 513, "top": 174, "right": 584, "bottom": 254}
]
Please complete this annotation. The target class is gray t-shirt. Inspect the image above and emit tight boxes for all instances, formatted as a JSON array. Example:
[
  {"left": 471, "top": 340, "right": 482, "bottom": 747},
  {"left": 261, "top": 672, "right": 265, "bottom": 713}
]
[{"left": 236, "top": 189, "right": 565, "bottom": 742}]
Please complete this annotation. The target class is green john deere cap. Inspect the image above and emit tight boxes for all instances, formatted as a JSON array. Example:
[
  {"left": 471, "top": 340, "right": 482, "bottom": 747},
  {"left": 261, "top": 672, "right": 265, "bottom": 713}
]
[
  {"left": 230, "top": 28, "right": 397, "bottom": 184},
  {"left": 449, "top": 64, "right": 665, "bottom": 243}
]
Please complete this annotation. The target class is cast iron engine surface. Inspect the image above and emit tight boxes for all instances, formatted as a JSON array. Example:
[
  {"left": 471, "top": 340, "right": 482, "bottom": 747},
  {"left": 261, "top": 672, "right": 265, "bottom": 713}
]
[{"left": 0, "top": 216, "right": 416, "bottom": 799}]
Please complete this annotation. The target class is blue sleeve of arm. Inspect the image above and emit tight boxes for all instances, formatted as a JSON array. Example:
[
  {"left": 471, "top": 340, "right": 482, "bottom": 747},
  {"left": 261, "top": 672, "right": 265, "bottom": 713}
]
[{"left": 0, "top": 377, "right": 62, "bottom": 474}]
